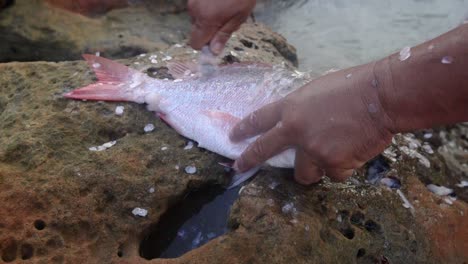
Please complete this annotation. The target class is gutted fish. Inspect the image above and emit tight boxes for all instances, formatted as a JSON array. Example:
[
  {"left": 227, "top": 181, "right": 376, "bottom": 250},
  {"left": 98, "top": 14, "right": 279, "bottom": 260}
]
[{"left": 64, "top": 54, "right": 310, "bottom": 186}]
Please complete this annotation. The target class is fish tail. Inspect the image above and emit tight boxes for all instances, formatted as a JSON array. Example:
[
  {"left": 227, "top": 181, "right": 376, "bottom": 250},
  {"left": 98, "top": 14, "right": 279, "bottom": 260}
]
[{"left": 63, "top": 54, "right": 143, "bottom": 101}]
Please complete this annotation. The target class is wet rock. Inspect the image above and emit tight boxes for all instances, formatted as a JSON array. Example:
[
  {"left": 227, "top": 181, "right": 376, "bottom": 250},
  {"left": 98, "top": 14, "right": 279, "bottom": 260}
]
[{"left": 0, "top": 0, "right": 190, "bottom": 62}]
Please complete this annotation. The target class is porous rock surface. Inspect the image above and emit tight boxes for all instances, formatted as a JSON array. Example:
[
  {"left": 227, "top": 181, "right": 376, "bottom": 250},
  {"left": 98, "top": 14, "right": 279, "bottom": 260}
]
[{"left": 0, "top": 1, "right": 467, "bottom": 264}]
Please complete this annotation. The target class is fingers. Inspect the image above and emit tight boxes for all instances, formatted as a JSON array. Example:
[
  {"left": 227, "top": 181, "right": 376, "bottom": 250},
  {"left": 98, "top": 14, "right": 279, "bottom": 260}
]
[
  {"left": 209, "top": 15, "right": 245, "bottom": 54},
  {"left": 234, "top": 126, "right": 290, "bottom": 172},
  {"left": 190, "top": 22, "right": 218, "bottom": 51},
  {"left": 294, "top": 149, "right": 323, "bottom": 185},
  {"left": 230, "top": 101, "right": 283, "bottom": 142},
  {"left": 325, "top": 168, "right": 354, "bottom": 182}
]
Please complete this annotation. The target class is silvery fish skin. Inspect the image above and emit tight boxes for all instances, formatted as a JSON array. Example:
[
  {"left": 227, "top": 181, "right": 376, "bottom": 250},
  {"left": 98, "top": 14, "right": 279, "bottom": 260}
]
[{"left": 64, "top": 55, "right": 311, "bottom": 169}]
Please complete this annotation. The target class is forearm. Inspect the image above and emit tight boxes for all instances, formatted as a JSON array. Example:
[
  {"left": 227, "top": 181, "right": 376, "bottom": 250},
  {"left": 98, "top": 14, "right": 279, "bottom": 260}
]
[{"left": 377, "top": 24, "right": 468, "bottom": 133}]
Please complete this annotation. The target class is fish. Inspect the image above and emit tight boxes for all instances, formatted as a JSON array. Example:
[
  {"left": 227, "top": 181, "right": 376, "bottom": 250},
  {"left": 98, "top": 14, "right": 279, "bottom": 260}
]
[{"left": 64, "top": 54, "right": 311, "bottom": 187}]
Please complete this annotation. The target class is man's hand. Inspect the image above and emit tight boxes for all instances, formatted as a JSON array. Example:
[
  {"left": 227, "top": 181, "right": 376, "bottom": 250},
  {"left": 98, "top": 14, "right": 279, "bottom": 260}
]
[
  {"left": 230, "top": 62, "right": 395, "bottom": 184},
  {"left": 188, "top": 0, "right": 256, "bottom": 55},
  {"left": 231, "top": 23, "right": 468, "bottom": 185}
]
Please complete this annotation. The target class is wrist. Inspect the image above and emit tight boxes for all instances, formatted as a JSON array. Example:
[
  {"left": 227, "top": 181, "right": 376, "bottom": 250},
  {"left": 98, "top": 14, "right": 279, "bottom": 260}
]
[{"left": 372, "top": 57, "right": 400, "bottom": 134}]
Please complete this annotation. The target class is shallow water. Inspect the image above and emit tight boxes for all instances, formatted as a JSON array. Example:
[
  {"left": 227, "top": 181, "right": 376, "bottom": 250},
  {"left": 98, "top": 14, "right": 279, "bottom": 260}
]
[
  {"left": 140, "top": 184, "right": 241, "bottom": 259},
  {"left": 254, "top": 0, "right": 468, "bottom": 72}
]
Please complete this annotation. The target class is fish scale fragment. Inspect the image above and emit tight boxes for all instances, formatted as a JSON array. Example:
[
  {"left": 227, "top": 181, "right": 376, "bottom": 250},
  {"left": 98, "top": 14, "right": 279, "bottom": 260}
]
[
  {"left": 89, "top": 140, "right": 116, "bottom": 151},
  {"left": 185, "top": 166, "right": 197, "bottom": 174},
  {"left": 427, "top": 184, "right": 453, "bottom": 196},
  {"left": 184, "top": 141, "right": 194, "bottom": 150},
  {"left": 132, "top": 207, "right": 148, "bottom": 217},
  {"left": 441, "top": 56, "right": 453, "bottom": 64},
  {"left": 115, "top": 106, "right": 124, "bottom": 115},
  {"left": 144, "top": 124, "right": 155, "bottom": 133},
  {"left": 399, "top": 47, "right": 411, "bottom": 61}
]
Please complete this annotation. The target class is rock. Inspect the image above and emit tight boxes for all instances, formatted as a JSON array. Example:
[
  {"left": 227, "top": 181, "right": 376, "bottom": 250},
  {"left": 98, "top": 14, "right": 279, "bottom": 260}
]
[
  {"left": 0, "top": 0, "right": 190, "bottom": 62},
  {"left": 0, "top": 2, "right": 467, "bottom": 264}
]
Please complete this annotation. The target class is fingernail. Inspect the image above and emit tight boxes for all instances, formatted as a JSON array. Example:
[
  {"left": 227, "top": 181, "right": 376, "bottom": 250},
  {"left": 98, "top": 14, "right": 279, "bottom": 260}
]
[{"left": 211, "top": 42, "right": 223, "bottom": 55}]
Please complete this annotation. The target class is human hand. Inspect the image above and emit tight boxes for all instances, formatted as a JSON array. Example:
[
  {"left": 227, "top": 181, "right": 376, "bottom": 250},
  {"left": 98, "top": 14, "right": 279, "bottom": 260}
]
[
  {"left": 230, "top": 62, "right": 395, "bottom": 184},
  {"left": 188, "top": 0, "right": 256, "bottom": 55}
]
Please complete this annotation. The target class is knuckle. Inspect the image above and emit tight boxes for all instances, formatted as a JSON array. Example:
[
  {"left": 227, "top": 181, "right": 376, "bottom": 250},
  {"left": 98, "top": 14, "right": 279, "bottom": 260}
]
[
  {"left": 250, "top": 140, "right": 266, "bottom": 160},
  {"left": 295, "top": 174, "right": 320, "bottom": 185},
  {"left": 326, "top": 154, "right": 346, "bottom": 168},
  {"left": 247, "top": 112, "right": 261, "bottom": 131}
]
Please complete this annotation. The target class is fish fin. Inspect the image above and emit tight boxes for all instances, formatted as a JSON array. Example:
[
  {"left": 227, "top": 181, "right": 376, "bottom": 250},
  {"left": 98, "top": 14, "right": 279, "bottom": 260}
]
[
  {"left": 167, "top": 60, "right": 199, "bottom": 80},
  {"left": 64, "top": 54, "right": 144, "bottom": 101},
  {"left": 63, "top": 83, "right": 131, "bottom": 101},
  {"left": 227, "top": 166, "right": 260, "bottom": 189},
  {"left": 82, "top": 54, "right": 139, "bottom": 83}
]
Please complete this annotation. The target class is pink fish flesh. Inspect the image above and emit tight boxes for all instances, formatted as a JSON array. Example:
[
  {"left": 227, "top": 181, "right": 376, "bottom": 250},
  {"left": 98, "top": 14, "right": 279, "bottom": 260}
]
[{"left": 64, "top": 55, "right": 310, "bottom": 186}]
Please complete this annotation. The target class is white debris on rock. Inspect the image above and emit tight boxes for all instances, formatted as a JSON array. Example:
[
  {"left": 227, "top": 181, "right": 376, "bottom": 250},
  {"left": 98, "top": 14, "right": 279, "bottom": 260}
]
[
  {"left": 95, "top": 51, "right": 100, "bottom": 57},
  {"left": 269, "top": 180, "right": 280, "bottom": 190},
  {"left": 282, "top": 202, "right": 298, "bottom": 216},
  {"left": 383, "top": 147, "right": 397, "bottom": 163},
  {"left": 149, "top": 187, "right": 155, "bottom": 193},
  {"left": 336, "top": 214, "right": 343, "bottom": 223},
  {"left": 422, "top": 143, "right": 434, "bottom": 154},
  {"left": 396, "top": 189, "right": 415, "bottom": 215},
  {"left": 149, "top": 55, "right": 158, "bottom": 64},
  {"left": 132, "top": 207, "right": 148, "bottom": 217},
  {"left": 443, "top": 196, "right": 457, "bottom": 205},
  {"left": 239, "top": 185, "right": 246, "bottom": 195},
  {"left": 115, "top": 106, "right": 124, "bottom": 115},
  {"left": 92, "top": 62, "right": 101, "bottom": 68},
  {"left": 423, "top": 132, "right": 433, "bottom": 139},
  {"left": 89, "top": 140, "right": 117, "bottom": 152},
  {"left": 184, "top": 141, "right": 194, "bottom": 150},
  {"left": 161, "top": 146, "right": 168, "bottom": 151},
  {"left": 174, "top": 43, "right": 183, "bottom": 48},
  {"left": 185, "top": 165, "right": 197, "bottom": 174},
  {"left": 144, "top": 124, "right": 155, "bottom": 133},
  {"left": 399, "top": 146, "right": 431, "bottom": 168},
  {"left": 162, "top": 55, "right": 173, "bottom": 61},
  {"left": 456, "top": 180, "right": 468, "bottom": 188},
  {"left": 427, "top": 184, "right": 453, "bottom": 196}
]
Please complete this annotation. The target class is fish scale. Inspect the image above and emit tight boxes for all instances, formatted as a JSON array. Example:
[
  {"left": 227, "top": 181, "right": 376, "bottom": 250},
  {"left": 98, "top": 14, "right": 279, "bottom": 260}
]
[{"left": 64, "top": 54, "right": 311, "bottom": 187}]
